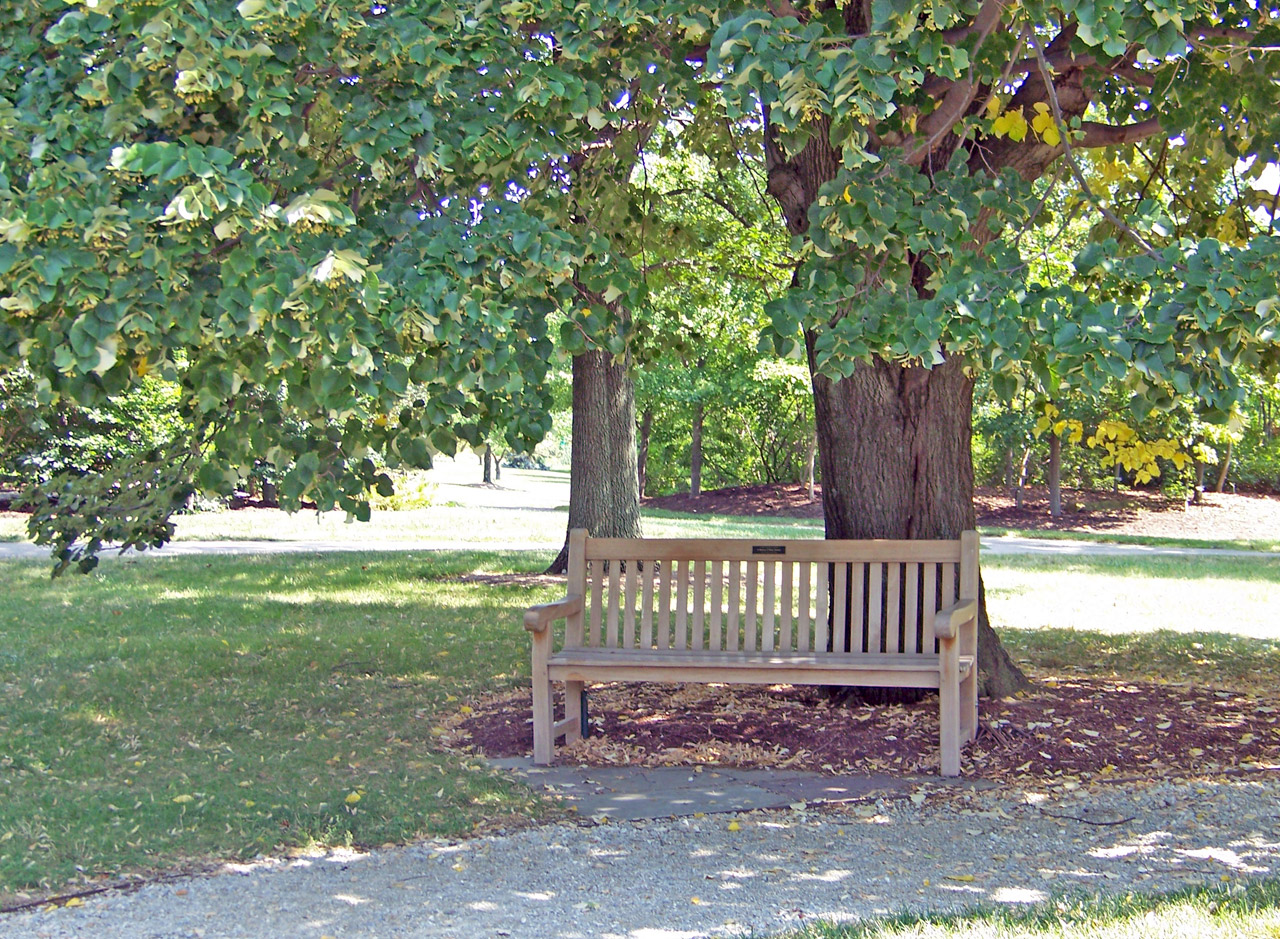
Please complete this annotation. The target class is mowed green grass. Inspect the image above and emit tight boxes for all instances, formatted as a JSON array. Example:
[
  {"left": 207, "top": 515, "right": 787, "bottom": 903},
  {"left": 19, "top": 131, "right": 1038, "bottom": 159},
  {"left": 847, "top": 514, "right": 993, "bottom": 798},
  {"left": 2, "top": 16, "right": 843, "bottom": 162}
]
[
  {"left": 984, "top": 553, "right": 1280, "bottom": 692},
  {"left": 785, "top": 880, "right": 1280, "bottom": 939},
  {"left": 2, "top": 545, "right": 1278, "bottom": 904},
  {"left": 0, "top": 551, "right": 565, "bottom": 901}
]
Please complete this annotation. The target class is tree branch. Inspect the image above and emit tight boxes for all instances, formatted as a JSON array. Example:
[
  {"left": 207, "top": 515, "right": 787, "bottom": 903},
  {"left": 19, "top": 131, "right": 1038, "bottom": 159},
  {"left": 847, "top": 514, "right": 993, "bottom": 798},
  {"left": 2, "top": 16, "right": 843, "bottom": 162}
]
[
  {"left": 1076, "top": 117, "right": 1164, "bottom": 148},
  {"left": 1031, "top": 42, "right": 1166, "bottom": 261},
  {"left": 904, "top": 0, "right": 1013, "bottom": 166}
]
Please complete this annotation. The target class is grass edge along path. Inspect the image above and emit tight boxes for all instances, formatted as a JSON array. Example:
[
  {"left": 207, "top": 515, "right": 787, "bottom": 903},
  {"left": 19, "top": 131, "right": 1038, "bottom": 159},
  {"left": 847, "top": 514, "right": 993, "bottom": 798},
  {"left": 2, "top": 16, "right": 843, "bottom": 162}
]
[{"left": 782, "top": 877, "right": 1280, "bottom": 939}]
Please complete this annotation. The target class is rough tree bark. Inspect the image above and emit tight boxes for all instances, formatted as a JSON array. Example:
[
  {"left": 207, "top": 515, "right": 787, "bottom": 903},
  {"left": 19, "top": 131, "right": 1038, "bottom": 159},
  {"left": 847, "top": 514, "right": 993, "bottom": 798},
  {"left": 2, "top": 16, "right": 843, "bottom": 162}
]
[
  {"left": 763, "top": 92, "right": 1053, "bottom": 695},
  {"left": 545, "top": 349, "right": 642, "bottom": 574}
]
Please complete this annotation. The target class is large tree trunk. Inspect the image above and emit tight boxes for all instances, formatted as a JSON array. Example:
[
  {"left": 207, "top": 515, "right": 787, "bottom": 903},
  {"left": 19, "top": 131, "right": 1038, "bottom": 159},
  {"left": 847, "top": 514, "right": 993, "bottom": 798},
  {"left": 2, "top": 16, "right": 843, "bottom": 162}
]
[
  {"left": 545, "top": 349, "right": 642, "bottom": 574},
  {"left": 807, "top": 345, "right": 1030, "bottom": 699}
]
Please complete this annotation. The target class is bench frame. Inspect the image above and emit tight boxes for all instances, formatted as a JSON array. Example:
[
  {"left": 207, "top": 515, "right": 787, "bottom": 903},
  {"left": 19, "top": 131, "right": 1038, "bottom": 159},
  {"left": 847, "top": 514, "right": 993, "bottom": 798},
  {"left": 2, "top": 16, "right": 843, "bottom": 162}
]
[{"left": 525, "top": 529, "right": 980, "bottom": 775}]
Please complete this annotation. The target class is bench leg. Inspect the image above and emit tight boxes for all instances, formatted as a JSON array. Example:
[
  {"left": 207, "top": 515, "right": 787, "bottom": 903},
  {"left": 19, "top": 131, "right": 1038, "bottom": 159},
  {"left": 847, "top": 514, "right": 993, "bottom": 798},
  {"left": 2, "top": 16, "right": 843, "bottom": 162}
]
[
  {"left": 960, "top": 669, "right": 978, "bottom": 745},
  {"left": 939, "top": 640, "right": 961, "bottom": 777},
  {"left": 531, "top": 638, "right": 554, "bottom": 765},
  {"left": 565, "top": 680, "right": 585, "bottom": 744}
]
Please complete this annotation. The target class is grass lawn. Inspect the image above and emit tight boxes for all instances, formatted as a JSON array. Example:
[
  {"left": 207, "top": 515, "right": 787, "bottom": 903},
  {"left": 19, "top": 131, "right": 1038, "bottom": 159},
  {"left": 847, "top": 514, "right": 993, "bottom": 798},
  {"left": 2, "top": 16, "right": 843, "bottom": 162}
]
[
  {"left": 785, "top": 880, "right": 1280, "bottom": 939},
  {"left": 2, "top": 545, "right": 1278, "bottom": 912},
  {"left": 0, "top": 550, "right": 566, "bottom": 903}
]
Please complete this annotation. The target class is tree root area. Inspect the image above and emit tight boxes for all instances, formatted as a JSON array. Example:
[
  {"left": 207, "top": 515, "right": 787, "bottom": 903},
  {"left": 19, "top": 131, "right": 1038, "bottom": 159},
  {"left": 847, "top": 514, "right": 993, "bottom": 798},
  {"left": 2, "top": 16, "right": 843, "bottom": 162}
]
[{"left": 447, "top": 679, "right": 1279, "bottom": 780}]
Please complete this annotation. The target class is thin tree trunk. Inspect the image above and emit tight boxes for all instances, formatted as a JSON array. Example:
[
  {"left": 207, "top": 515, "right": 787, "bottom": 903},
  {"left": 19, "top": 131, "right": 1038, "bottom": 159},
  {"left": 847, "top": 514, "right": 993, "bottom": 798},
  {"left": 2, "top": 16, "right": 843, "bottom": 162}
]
[
  {"left": 637, "top": 408, "right": 653, "bottom": 497},
  {"left": 1015, "top": 447, "right": 1032, "bottom": 508},
  {"left": 1214, "top": 440, "right": 1232, "bottom": 492},
  {"left": 690, "top": 402, "right": 704, "bottom": 498},
  {"left": 483, "top": 444, "right": 493, "bottom": 484},
  {"left": 545, "top": 349, "right": 642, "bottom": 575},
  {"left": 1048, "top": 433, "right": 1062, "bottom": 518}
]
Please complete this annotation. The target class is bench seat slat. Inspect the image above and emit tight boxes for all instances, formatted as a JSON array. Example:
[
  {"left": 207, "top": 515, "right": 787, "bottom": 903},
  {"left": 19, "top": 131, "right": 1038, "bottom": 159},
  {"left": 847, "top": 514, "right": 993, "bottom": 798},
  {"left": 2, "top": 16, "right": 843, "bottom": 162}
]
[{"left": 548, "top": 648, "right": 974, "bottom": 688}]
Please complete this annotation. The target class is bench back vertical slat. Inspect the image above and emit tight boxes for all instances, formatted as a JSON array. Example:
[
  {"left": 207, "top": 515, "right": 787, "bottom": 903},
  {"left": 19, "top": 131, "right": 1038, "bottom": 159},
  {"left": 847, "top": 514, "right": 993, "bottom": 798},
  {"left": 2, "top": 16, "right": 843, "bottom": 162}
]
[
  {"left": 903, "top": 562, "right": 920, "bottom": 654},
  {"left": 744, "top": 561, "right": 758, "bottom": 651},
  {"left": 692, "top": 560, "right": 707, "bottom": 650},
  {"left": 830, "top": 563, "right": 847, "bottom": 653},
  {"left": 623, "top": 562, "right": 638, "bottom": 649},
  {"left": 674, "top": 559, "right": 689, "bottom": 649},
  {"left": 814, "top": 564, "right": 829, "bottom": 653},
  {"left": 726, "top": 561, "right": 741, "bottom": 651},
  {"left": 709, "top": 560, "right": 724, "bottom": 651},
  {"left": 866, "top": 561, "right": 883, "bottom": 654},
  {"left": 885, "top": 562, "right": 902, "bottom": 654},
  {"left": 640, "top": 561, "right": 656, "bottom": 649},
  {"left": 606, "top": 562, "right": 621, "bottom": 649},
  {"left": 921, "top": 561, "right": 938, "bottom": 652},
  {"left": 657, "top": 561, "right": 672, "bottom": 650},
  {"left": 589, "top": 561, "right": 604, "bottom": 647},
  {"left": 848, "top": 562, "right": 866, "bottom": 653},
  {"left": 798, "top": 563, "right": 813, "bottom": 652},
  {"left": 780, "top": 563, "right": 794, "bottom": 652},
  {"left": 761, "top": 562, "right": 776, "bottom": 651}
]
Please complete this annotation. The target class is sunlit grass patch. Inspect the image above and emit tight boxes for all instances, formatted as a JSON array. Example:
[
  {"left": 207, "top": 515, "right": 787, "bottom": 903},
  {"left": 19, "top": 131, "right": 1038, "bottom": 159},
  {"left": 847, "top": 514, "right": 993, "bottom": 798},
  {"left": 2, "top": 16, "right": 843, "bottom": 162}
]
[{"left": 783, "top": 879, "right": 1280, "bottom": 939}]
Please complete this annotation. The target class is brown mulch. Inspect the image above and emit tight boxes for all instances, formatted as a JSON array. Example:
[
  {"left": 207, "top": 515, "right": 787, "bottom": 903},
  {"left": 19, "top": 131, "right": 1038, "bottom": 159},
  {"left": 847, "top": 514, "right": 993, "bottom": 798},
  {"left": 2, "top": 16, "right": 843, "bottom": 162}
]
[
  {"left": 646, "top": 483, "right": 1280, "bottom": 542},
  {"left": 448, "top": 679, "right": 1280, "bottom": 781}
]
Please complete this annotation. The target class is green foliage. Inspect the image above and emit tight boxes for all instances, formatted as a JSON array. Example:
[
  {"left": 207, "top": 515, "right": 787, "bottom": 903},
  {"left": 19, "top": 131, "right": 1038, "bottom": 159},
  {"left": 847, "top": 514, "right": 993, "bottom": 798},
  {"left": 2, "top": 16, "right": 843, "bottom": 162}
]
[{"left": 5, "top": 0, "right": 1280, "bottom": 566}]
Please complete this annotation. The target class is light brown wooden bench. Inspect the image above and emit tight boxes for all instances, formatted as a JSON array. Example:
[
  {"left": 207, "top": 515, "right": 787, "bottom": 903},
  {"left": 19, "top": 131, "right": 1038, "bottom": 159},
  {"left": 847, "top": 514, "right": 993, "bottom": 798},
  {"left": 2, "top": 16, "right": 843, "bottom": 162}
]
[{"left": 525, "top": 529, "right": 980, "bottom": 775}]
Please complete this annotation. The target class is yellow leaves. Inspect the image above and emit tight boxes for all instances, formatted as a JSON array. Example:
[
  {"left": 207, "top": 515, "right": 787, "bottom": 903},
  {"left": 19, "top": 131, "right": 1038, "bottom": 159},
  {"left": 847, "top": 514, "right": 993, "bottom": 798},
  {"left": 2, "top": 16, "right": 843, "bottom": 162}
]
[
  {"left": 1030, "top": 103, "right": 1061, "bottom": 147},
  {"left": 990, "top": 102, "right": 1060, "bottom": 146},
  {"left": 946, "top": 873, "right": 976, "bottom": 882},
  {"left": 63, "top": 897, "right": 85, "bottom": 908},
  {"left": 991, "top": 106, "right": 1028, "bottom": 142},
  {"left": 690, "top": 896, "right": 703, "bottom": 905},
  {"left": 727, "top": 820, "right": 741, "bottom": 832},
  {"left": 1086, "top": 420, "right": 1188, "bottom": 484},
  {"left": 345, "top": 791, "right": 362, "bottom": 804},
  {"left": 172, "top": 794, "right": 195, "bottom": 804}
]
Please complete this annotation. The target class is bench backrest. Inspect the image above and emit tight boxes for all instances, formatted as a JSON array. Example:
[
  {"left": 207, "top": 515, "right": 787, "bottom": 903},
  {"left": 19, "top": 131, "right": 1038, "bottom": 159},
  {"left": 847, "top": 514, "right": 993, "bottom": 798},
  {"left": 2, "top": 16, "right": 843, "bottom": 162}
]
[{"left": 565, "top": 529, "right": 978, "bottom": 658}]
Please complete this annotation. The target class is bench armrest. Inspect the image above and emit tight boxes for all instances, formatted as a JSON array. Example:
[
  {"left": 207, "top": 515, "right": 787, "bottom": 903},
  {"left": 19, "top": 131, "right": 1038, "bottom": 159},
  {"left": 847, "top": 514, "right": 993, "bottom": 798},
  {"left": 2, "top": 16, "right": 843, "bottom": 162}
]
[
  {"left": 932, "top": 599, "right": 977, "bottom": 640},
  {"left": 524, "top": 594, "right": 584, "bottom": 633}
]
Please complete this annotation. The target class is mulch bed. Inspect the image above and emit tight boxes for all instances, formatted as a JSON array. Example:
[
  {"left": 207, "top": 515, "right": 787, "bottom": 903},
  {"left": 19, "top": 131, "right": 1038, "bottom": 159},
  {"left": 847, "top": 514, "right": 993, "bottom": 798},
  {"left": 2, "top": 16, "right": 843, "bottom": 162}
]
[
  {"left": 645, "top": 483, "right": 1280, "bottom": 542},
  {"left": 446, "top": 679, "right": 1280, "bottom": 782}
]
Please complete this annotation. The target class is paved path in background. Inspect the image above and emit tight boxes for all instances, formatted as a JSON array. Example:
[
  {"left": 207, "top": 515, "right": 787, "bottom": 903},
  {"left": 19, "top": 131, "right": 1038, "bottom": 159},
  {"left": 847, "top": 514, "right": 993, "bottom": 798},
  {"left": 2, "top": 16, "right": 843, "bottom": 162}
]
[{"left": 1, "top": 534, "right": 1275, "bottom": 562}]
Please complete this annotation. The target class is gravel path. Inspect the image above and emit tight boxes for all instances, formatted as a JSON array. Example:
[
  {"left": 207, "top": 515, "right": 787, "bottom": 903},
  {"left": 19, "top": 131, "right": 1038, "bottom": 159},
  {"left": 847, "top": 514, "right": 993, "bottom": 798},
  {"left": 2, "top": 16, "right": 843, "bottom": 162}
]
[{"left": 7, "top": 772, "right": 1279, "bottom": 938}]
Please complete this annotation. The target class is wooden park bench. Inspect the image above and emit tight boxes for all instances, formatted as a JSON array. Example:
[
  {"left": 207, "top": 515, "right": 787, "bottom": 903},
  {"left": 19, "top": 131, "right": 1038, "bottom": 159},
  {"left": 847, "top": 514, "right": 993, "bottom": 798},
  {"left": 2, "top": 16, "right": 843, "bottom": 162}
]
[{"left": 524, "top": 529, "right": 980, "bottom": 776}]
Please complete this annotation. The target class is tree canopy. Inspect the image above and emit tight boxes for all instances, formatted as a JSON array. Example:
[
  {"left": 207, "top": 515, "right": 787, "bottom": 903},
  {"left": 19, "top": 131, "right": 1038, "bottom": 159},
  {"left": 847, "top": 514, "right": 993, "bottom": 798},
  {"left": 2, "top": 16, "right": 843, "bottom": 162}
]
[{"left": 2, "top": 0, "right": 1279, "bottom": 572}]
